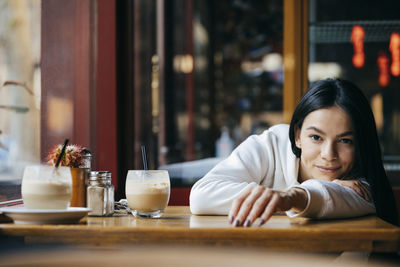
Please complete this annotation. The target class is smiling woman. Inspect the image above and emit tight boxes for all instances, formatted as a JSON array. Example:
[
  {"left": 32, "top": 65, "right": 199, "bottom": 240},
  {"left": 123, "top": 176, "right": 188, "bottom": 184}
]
[
  {"left": 190, "top": 78, "right": 398, "bottom": 227},
  {"left": 295, "top": 106, "right": 356, "bottom": 182}
]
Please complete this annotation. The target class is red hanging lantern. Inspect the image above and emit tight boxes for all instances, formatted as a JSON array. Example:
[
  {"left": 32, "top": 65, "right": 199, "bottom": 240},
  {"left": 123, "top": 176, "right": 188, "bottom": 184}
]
[
  {"left": 377, "top": 51, "right": 390, "bottom": 87},
  {"left": 351, "top": 25, "right": 365, "bottom": 68},
  {"left": 389, "top": 33, "right": 400, "bottom": 76}
]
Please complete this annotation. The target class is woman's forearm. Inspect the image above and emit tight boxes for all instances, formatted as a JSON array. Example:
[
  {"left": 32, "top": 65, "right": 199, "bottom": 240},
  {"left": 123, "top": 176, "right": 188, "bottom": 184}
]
[{"left": 290, "top": 180, "right": 376, "bottom": 219}]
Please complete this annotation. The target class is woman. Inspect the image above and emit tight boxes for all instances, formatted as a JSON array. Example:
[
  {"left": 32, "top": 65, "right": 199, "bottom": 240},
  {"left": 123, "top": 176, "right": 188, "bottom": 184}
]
[{"left": 190, "top": 78, "right": 398, "bottom": 227}]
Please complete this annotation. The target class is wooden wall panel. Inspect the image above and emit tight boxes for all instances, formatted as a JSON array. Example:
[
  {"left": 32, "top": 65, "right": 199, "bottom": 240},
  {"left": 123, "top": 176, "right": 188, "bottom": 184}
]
[
  {"left": 41, "top": 0, "right": 117, "bottom": 187},
  {"left": 41, "top": 0, "right": 92, "bottom": 159},
  {"left": 95, "top": 0, "right": 117, "bottom": 187},
  {"left": 283, "top": 0, "right": 308, "bottom": 123}
]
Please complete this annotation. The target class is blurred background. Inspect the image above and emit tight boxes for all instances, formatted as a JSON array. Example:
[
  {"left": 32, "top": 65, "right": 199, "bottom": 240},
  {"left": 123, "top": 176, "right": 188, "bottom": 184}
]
[{"left": 1, "top": 0, "right": 400, "bottom": 205}]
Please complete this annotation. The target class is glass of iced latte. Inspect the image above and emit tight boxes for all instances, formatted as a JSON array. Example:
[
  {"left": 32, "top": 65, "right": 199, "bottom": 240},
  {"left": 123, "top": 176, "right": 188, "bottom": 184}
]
[
  {"left": 21, "top": 165, "right": 72, "bottom": 209},
  {"left": 125, "top": 170, "right": 170, "bottom": 218}
]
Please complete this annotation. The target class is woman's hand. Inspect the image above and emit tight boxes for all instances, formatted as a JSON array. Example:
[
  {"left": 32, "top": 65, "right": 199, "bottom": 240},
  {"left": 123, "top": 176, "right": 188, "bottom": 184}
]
[
  {"left": 332, "top": 179, "right": 371, "bottom": 202},
  {"left": 228, "top": 185, "right": 308, "bottom": 227}
]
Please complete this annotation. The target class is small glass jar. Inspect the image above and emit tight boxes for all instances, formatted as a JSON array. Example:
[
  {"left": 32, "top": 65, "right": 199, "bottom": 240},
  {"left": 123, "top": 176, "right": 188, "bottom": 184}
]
[
  {"left": 81, "top": 149, "right": 92, "bottom": 169},
  {"left": 87, "top": 171, "right": 114, "bottom": 216}
]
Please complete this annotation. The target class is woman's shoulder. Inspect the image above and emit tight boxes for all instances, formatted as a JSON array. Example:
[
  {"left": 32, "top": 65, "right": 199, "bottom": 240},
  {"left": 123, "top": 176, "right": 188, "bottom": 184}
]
[
  {"left": 243, "top": 124, "right": 289, "bottom": 149},
  {"left": 267, "top": 124, "right": 290, "bottom": 135},
  {"left": 257, "top": 124, "right": 289, "bottom": 142}
]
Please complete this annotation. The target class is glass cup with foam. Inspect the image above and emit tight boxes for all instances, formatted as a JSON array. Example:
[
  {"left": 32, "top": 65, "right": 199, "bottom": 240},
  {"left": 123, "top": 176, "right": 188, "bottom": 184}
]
[
  {"left": 21, "top": 165, "right": 72, "bottom": 209},
  {"left": 125, "top": 170, "right": 170, "bottom": 218}
]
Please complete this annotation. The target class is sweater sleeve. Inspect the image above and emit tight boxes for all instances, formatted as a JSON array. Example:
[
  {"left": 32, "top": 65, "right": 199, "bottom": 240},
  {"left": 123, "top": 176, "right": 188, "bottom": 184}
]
[
  {"left": 190, "top": 132, "right": 276, "bottom": 215},
  {"left": 286, "top": 179, "right": 376, "bottom": 218}
]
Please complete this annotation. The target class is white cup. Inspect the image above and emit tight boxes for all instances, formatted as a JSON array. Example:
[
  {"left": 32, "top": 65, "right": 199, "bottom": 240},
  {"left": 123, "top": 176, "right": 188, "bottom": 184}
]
[
  {"left": 125, "top": 170, "right": 170, "bottom": 218},
  {"left": 21, "top": 165, "right": 72, "bottom": 209}
]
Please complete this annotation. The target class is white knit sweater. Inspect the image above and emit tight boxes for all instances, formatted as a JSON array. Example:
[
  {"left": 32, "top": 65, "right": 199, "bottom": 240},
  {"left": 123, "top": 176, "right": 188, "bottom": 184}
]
[{"left": 190, "top": 124, "right": 376, "bottom": 218}]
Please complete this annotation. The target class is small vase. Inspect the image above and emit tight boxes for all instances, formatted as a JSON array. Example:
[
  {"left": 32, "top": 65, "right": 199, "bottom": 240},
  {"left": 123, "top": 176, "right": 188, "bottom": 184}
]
[{"left": 70, "top": 168, "right": 88, "bottom": 207}]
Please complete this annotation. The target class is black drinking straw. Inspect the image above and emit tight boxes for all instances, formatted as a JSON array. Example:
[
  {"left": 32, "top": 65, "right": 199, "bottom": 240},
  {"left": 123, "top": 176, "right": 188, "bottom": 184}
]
[
  {"left": 55, "top": 139, "right": 69, "bottom": 168},
  {"left": 141, "top": 145, "right": 148, "bottom": 170}
]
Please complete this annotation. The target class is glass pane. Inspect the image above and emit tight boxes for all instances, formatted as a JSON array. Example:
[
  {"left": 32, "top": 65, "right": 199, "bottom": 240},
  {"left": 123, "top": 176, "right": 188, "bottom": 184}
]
[
  {"left": 0, "top": 0, "right": 41, "bottom": 201},
  {"left": 308, "top": 0, "right": 400, "bottom": 183},
  {"left": 166, "top": 0, "right": 283, "bottom": 164}
]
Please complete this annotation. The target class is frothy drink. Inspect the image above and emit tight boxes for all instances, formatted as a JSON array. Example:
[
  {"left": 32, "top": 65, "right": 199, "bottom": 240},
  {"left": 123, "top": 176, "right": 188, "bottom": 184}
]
[
  {"left": 125, "top": 170, "right": 170, "bottom": 218},
  {"left": 21, "top": 165, "right": 72, "bottom": 210},
  {"left": 126, "top": 182, "right": 170, "bottom": 212},
  {"left": 22, "top": 181, "right": 72, "bottom": 209}
]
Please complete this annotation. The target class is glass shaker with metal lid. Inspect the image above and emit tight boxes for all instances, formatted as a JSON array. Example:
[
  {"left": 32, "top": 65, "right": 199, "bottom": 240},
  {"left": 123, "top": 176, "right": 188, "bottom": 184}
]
[
  {"left": 87, "top": 171, "right": 114, "bottom": 216},
  {"left": 81, "top": 148, "right": 92, "bottom": 169}
]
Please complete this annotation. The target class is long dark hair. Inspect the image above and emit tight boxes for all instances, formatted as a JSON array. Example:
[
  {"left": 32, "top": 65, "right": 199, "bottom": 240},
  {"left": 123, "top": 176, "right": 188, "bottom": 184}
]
[{"left": 289, "top": 78, "right": 398, "bottom": 225}]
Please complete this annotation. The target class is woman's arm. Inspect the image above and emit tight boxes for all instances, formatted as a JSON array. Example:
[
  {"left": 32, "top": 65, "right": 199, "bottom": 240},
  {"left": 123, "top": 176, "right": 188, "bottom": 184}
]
[
  {"left": 229, "top": 179, "right": 375, "bottom": 227},
  {"left": 287, "top": 179, "right": 376, "bottom": 219},
  {"left": 228, "top": 185, "right": 308, "bottom": 227},
  {"left": 190, "top": 133, "right": 277, "bottom": 215}
]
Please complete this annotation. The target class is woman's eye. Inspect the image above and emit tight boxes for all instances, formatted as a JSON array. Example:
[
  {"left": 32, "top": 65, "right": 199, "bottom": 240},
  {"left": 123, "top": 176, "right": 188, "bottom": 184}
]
[
  {"left": 340, "top": 138, "right": 354, "bottom": 144},
  {"left": 310, "top": 135, "right": 321, "bottom": 141}
]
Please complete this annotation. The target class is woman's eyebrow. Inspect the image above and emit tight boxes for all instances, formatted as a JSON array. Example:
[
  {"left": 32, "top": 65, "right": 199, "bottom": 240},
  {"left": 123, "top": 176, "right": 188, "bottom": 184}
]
[
  {"left": 306, "top": 126, "right": 325, "bottom": 135},
  {"left": 337, "top": 131, "right": 354, "bottom": 137},
  {"left": 306, "top": 126, "right": 353, "bottom": 137}
]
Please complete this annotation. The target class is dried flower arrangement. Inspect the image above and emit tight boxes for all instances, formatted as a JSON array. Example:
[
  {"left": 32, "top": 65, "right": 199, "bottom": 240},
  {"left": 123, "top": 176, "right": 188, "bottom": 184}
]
[{"left": 46, "top": 144, "right": 88, "bottom": 168}]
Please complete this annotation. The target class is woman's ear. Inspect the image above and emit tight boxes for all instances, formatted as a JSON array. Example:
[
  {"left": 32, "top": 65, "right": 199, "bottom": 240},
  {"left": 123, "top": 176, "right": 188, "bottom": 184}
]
[{"left": 294, "top": 125, "right": 301, "bottom": 149}]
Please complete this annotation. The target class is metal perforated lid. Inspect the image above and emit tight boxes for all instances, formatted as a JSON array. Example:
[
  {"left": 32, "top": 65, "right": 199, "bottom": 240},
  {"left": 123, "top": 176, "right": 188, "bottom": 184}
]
[{"left": 89, "top": 171, "right": 111, "bottom": 180}]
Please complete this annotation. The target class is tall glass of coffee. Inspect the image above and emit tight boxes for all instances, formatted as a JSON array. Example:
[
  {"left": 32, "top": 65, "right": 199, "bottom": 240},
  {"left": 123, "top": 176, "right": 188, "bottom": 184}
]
[
  {"left": 125, "top": 170, "right": 170, "bottom": 218},
  {"left": 21, "top": 165, "right": 72, "bottom": 209}
]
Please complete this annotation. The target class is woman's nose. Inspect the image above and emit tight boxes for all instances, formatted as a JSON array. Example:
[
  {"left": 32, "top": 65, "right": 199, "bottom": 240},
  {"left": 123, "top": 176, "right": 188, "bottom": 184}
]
[{"left": 321, "top": 142, "right": 338, "bottom": 160}]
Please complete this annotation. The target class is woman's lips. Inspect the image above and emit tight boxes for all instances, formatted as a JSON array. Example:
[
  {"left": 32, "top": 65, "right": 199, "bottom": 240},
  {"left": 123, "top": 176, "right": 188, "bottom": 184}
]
[{"left": 316, "top": 166, "right": 340, "bottom": 173}]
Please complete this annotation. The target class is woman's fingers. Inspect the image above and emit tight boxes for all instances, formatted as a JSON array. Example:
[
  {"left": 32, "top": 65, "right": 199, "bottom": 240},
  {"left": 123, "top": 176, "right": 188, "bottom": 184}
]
[
  {"left": 243, "top": 189, "right": 273, "bottom": 227},
  {"left": 333, "top": 179, "right": 372, "bottom": 202},
  {"left": 229, "top": 187, "right": 299, "bottom": 227},
  {"left": 365, "top": 186, "right": 372, "bottom": 202},
  {"left": 350, "top": 182, "right": 364, "bottom": 199},
  {"left": 233, "top": 186, "right": 264, "bottom": 226},
  {"left": 258, "top": 193, "right": 280, "bottom": 226},
  {"left": 228, "top": 186, "right": 252, "bottom": 224},
  {"left": 357, "top": 181, "right": 371, "bottom": 202}
]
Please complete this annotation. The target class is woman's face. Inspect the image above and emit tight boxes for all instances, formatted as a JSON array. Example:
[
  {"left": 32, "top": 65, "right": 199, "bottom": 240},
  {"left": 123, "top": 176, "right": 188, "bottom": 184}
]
[{"left": 295, "top": 106, "right": 355, "bottom": 182}]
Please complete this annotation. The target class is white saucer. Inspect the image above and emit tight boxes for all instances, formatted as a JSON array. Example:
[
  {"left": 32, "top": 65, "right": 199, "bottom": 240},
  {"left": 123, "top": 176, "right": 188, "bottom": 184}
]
[{"left": 0, "top": 207, "right": 91, "bottom": 224}]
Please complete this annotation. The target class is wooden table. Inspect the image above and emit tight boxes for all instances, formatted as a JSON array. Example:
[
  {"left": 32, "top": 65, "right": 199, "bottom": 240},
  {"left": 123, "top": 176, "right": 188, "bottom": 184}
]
[{"left": 1, "top": 206, "right": 399, "bottom": 252}]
